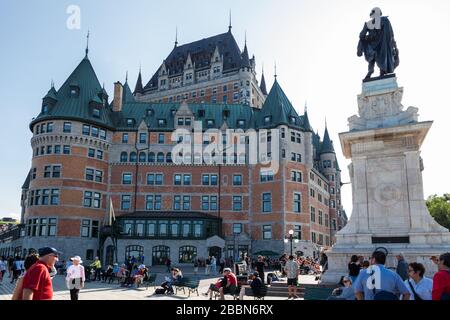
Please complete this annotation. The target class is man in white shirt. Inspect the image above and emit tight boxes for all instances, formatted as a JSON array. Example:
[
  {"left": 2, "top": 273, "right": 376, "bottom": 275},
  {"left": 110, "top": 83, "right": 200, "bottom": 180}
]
[
  {"left": 403, "top": 262, "right": 433, "bottom": 300},
  {"left": 66, "top": 256, "right": 85, "bottom": 301},
  {"left": 284, "top": 255, "right": 300, "bottom": 299}
]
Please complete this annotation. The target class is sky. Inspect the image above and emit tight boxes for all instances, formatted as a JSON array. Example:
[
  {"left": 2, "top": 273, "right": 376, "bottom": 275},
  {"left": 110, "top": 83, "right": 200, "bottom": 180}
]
[{"left": 0, "top": 0, "right": 449, "bottom": 221}]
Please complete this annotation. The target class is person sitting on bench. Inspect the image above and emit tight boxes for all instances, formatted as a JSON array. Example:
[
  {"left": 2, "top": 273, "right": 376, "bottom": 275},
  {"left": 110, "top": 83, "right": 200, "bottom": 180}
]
[{"left": 220, "top": 268, "right": 237, "bottom": 300}]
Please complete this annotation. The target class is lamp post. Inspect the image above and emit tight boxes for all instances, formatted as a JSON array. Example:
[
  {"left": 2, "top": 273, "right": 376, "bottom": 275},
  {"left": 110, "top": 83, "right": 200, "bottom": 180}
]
[{"left": 284, "top": 229, "right": 299, "bottom": 256}]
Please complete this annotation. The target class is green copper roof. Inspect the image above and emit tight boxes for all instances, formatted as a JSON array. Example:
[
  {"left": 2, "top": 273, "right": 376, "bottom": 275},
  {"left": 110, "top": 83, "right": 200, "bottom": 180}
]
[
  {"left": 43, "top": 86, "right": 58, "bottom": 101},
  {"left": 302, "top": 110, "right": 313, "bottom": 132},
  {"left": 30, "top": 56, "right": 114, "bottom": 130},
  {"left": 257, "top": 79, "right": 300, "bottom": 129},
  {"left": 321, "top": 126, "right": 335, "bottom": 153}
]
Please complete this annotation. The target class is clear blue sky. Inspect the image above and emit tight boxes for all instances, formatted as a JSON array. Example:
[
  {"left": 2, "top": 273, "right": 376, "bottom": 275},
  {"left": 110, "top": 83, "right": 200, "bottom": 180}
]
[{"left": 1, "top": 0, "right": 449, "bottom": 220}]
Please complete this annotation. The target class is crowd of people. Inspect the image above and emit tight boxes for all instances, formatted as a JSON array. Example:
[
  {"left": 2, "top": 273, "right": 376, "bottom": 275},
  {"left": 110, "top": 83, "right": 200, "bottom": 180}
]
[
  {"left": 3, "top": 246, "right": 450, "bottom": 301},
  {"left": 326, "top": 251, "right": 450, "bottom": 300}
]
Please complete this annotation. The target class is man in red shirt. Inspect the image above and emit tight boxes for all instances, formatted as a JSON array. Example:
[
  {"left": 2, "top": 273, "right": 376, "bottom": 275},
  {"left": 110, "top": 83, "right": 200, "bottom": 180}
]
[
  {"left": 432, "top": 252, "right": 450, "bottom": 300},
  {"left": 22, "top": 247, "right": 61, "bottom": 300},
  {"left": 219, "top": 268, "right": 238, "bottom": 300}
]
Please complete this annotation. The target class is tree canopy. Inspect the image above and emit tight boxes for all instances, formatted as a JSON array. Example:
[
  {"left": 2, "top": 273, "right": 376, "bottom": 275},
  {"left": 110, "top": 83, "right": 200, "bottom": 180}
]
[{"left": 426, "top": 194, "right": 450, "bottom": 230}]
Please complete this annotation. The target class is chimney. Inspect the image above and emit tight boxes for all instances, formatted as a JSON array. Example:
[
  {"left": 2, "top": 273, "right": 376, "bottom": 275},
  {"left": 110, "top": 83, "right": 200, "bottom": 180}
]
[{"left": 113, "top": 81, "right": 123, "bottom": 112}]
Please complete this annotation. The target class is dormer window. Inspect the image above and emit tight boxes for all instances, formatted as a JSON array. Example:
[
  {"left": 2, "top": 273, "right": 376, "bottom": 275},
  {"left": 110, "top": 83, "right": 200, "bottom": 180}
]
[
  {"left": 237, "top": 119, "right": 245, "bottom": 128},
  {"left": 126, "top": 119, "right": 134, "bottom": 127},
  {"left": 171, "top": 109, "right": 177, "bottom": 116},
  {"left": 264, "top": 116, "right": 272, "bottom": 124},
  {"left": 206, "top": 119, "right": 215, "bottom": 128},
  {"left": 42, "top": 105, "right": 49, "bottom": 114},
  {"left": 146, "top": 109, "right": 154, "bottom": 117},
  {"left": 177, "top": 118, "right": 184, "bottom": 126},
  {"left": 290, "top": 116, "right": 296, "bottom": 124},
  {"left": 158, "top": 119, "right": 166, "bottom": 127},
  {"left": 69, "top": 84, "right": 79, "bottom": 97},
  {"left": 185, "top": 118, "right": 191, "bottom": 126},
  {"left": 93, "top": 108, "right": 100, "bottom": 118},
  {"left": 197, "top": 109, "right": 205, "bottom": 117},
  {"left": 223, "top": 110, "right": 230, "bottom": 119}
]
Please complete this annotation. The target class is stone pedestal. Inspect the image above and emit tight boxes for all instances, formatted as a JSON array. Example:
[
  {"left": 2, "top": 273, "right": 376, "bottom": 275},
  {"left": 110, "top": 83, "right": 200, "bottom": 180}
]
[{"left": 322, "top": 76, "right": 450, "bottom": 284}]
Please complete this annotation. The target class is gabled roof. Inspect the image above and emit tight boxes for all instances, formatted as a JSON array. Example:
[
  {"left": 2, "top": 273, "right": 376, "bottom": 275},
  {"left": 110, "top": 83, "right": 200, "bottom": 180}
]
[
  {"left": 30, "top": 56, "right": 114, "bottom": 130},
  {"left": 143, "top": 31, "right": 243, "bottom": 91},
  {"left": 321, "top": 126, "right": 335, "bottom": 154},
  {"left": 256, "top": 79, "right": 300, "bottom": 129}
]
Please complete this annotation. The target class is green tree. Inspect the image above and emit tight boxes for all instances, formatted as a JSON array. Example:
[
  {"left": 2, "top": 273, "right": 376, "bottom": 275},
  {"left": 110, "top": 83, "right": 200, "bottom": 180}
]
[{"left": 426, "top": 194, "right": 450, "bottom": 230}]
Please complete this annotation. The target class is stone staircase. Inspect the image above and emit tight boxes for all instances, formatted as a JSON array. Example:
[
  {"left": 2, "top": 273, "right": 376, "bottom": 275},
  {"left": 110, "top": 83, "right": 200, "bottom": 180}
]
[{"left": 244, "top": 280, "right": 336, "bottom": 298}]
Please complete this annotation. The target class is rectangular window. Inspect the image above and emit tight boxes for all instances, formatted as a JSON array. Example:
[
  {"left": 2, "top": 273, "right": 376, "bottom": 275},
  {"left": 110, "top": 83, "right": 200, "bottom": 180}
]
[
  {"left": 99, "top": 129, "right": 106, "bottom": 140},
  {"left": 183, "top": 174, "right": 191, "bottom": 185},
  {"left": 202, "top": 174, "right": 209, "bottom": 185},
  {"left": 147, "top": 174, "right": 154, "bottom": 185},
  {"left": 82, "top": 124, "right": 90, "bottom": 135},
  {"left": 158, "top": 133, "right": 164, "bottom": 144},
  {"left": 46, "top": 122, "right": 53, "bottom": 133},
  {"left": 48, "top": 218, "right": 57, "bottom": 236},
  {"left": 174, "top": 174, "right": 182, "bottom": 185},
  {"left": 183, "top": 196, "right": 190, "bottom": 210},
  {"left": 325, "top": 214, "right": 329, "bottom": 227},
  {"left": 41, "top": 189, "right": 50, "bottom": 205},
  {"left": 262, "top": 193, "right": 272, "bottom": 212},
  {"left": 291, "top": 132, "right": 296, "bottom": 142},
  {"left": 177, "top": 118, "right": 184, "bottom": 126},
  {"left": 311, "top": 232, "right": 317, "bottom": 243},
  {"left": 233, "top": 223, "right": 242, "bottom": 234},
  {"left": 84, "top": 191, "right": 92, "bottom": 207},
  {"left": 233, "top": 174, "right": 242, "bottom": 186},
  {"left": 233, "top": 196, "right": 242, "bottom": 211},
  {"left": 50, "top": 189, "right": 59, "bottom": 205},
  {"left": 95, "top": 170, "right": 102, "bottom": 183},
  {"left": 96, "top": 150, "right": 103, "bottom": 160},
  {"left": 122, "top": 173, "right": 132, "bottom": 185},
  {"left": 260, "top": 170, "right": 274, "bottom": 182},
  {"left": 44, "top": 165, "right": 51, "bottom": 178},
  {"left": 296, "top": 133, "right": 301, "bottom": 143},
  {"left": 293, "top": 193, "right": 301, "bottom": 213},
  {"left": 155, "top": 174, "right": 163, "bottom": 185},
  {"left": 147, "top": 221, "right": 156, "bottom": 237},
  {"left": 63, "top": 122, "right": 71, "bottom": 133},
  {"left": 263, "top": 225, "right": 272, "bottom": 240},
  {"left": 88, "top": 148, "right": 95, "bottom": 158},
  {"left": 63, "top": 145, "right": 70, "bottom": 154},
  {"left": 310, "top": 188, "right": 315, "bottom": 198},
  {"left": 31, "top": 168, "right": 37, "bottom": 180},
  {"left": 122, "top": 133, "right": 128, "bottom": 143},
  {"left": 311, "top": 206, "right": 316, "bottom": 223},
  {"left": 121, "top": 195, "right": 131, "bottom": 210},
  {"left": 173, "top": 195, "right": 181, "bottom": 210},
  {"left": 54, "top": 145, "right": 61, "bottom": 154},
  {"left": 91, "top": 127, "right": 99, "bottom": 138},
  {"left": 146, "top": 195, "right": 154, "bottom": 210},
  {"left": 85, "top": 168, "right": 94, "bottom": 181},
  {"left": 319, "top": 210, "right": 323, "bottom": 225},
  {"left": 139, "top": 133, "right": 147, "bottom": 144},
  {"left": 81, "top": 219, "right": 90, "bottom": 237},
  {"left": 46, "top": 145, "right": 52, "bottom": 154},
  {"left": 201, "top": 195, "right": 209, "bottom": 211},
  {"left": 93, "top": 192, "right": 101, "bottom": 208},
  {"left": 210, "top": 174, "right": 218, "bottom": 185},
  {"left": 294, "top": 225, "right": 302, "bottom": 240}
]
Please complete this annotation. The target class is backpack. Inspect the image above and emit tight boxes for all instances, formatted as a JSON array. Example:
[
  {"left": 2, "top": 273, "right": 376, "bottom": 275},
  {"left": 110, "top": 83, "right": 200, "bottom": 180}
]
[{"left": 155, "top": 288, "right": 166, "bottom": 294}]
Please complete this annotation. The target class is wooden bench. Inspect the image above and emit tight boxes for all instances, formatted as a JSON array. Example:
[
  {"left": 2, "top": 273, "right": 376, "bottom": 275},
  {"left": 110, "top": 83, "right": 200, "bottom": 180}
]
[{"left": 303, "top": 287, "right": 335, "bottom": 300}]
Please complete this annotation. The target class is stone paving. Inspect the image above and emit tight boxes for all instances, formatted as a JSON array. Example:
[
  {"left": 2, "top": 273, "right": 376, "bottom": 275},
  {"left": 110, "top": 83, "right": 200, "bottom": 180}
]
[{"left": 0, "top": 266, "right": 319, "bottom": 301}]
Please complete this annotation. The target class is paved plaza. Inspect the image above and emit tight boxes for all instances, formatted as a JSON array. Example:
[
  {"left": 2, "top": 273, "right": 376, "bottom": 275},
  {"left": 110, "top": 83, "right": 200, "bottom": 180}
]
[{"left": 0, "top": 267, "right": 319, "bottom": 300}]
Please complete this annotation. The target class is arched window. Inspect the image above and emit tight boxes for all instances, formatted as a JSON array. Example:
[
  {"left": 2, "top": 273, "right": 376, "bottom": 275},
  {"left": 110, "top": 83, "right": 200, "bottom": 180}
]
[
  {"left": 120, "top": 152, "right": 128, "bottom": 162},
  {"left": 125, "top": 245, "right": 144, "bottom": 263},
  {"left": 166, "top": 152, "right": 172, "bottom": 163},
  {"left": 139, "top": 152, "right": 146, "bottom": 162},
  {"left": 157, "top": 152, "right": 164, "bottom": 163},
  {"left": 179, "top": 246, "right": 197, "bottom": 263},
  {"left": 129, "top": 152, "right": 137, "bottom": 163},
  {"left": 152, "top": 245, "right": 170, "bottom": 265},
  {"left": 148, "top": 152, "right": 155, "bottom": 163}
]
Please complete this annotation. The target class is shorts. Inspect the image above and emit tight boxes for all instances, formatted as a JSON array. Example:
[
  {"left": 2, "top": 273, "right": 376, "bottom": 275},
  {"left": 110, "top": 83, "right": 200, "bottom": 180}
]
[{"left": 287, "top": 278, "right": 298, "bottom": 286}]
